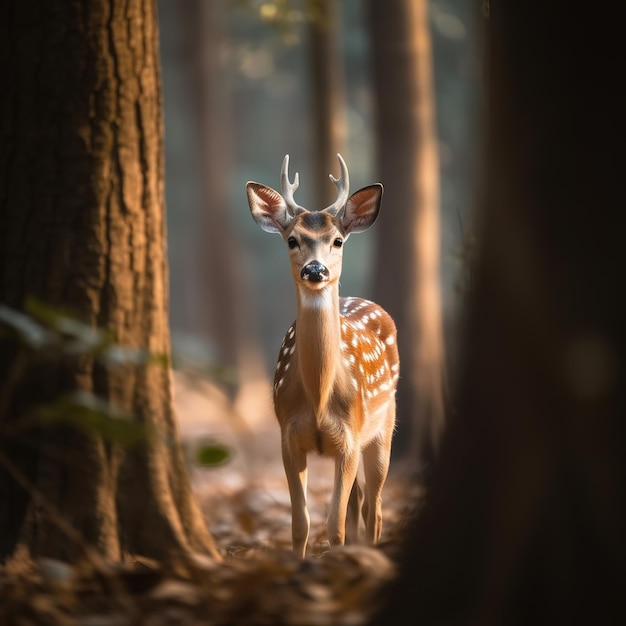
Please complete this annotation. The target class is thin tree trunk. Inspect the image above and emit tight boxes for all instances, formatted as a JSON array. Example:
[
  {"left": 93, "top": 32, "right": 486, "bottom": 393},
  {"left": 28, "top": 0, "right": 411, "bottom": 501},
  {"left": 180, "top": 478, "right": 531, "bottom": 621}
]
[
  {"left": 307, "top": 0, "right": 347, "bottom": 209},
  {"left": 182, "top": 0, "right": 271, "bottom": 427},
  {"left": 0, "top": 0, "right": 219, "bottom": 563},
  {"left": 367, "top": 0, "right": 445, "bottom": 468}
]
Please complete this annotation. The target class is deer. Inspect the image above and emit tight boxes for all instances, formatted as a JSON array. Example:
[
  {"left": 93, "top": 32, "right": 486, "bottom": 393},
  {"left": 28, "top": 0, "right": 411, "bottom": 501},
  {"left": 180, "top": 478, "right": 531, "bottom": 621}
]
[{"left": 246, "top": 154, "right": 399, "bottom": 558}]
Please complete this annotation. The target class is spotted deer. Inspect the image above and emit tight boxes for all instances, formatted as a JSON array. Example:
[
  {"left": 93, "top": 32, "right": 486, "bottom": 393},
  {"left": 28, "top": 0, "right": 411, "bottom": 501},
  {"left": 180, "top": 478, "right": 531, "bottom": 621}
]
[{"left": 246, "top": 154, "right": 399, "bottom": 558}]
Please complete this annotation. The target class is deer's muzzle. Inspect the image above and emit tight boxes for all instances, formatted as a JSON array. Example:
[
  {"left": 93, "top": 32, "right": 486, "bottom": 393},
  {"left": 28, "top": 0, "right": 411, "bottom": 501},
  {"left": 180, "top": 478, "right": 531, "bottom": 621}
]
[{"left": 301, "top": 261, "right": 329, "bottom": 283}]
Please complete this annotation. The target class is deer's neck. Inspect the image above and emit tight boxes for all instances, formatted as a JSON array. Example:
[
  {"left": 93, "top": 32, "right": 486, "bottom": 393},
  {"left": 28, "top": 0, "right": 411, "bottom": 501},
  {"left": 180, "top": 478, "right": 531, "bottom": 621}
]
[{"left": 295, "top": 286, "right": 344, "bottom": 413}]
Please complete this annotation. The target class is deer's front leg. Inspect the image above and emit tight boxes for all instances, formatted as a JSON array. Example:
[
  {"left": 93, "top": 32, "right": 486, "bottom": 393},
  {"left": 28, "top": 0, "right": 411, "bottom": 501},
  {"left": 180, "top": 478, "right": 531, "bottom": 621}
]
[
  {"left": 281, "top": 442, "right": 309, "bottom": 558},
  {"left": 327, "top": 448, "right": 360, "bottom": 547}
]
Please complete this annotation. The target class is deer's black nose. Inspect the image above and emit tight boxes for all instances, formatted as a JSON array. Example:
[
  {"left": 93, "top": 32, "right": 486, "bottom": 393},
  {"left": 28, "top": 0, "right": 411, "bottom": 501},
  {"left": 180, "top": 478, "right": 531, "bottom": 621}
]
[{"left": 301, "top": 261, "right": 329, "bottom": 282}]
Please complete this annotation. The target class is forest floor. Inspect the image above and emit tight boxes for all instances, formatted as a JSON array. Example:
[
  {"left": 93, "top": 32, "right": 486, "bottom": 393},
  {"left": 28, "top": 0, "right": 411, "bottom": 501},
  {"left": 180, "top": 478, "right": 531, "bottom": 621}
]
[{"left": 0, "top": 373, "right": 424, "bottom": 626}]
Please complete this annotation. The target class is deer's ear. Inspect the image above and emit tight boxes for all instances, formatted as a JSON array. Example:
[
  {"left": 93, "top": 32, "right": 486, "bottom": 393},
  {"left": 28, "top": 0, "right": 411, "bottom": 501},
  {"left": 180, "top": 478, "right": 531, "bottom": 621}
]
[
  {"left": 342, "top": 184, "right": 383, "bottom": 235},
  {"left": 246, "top": 182, "right": 291, "bottom": 234}
]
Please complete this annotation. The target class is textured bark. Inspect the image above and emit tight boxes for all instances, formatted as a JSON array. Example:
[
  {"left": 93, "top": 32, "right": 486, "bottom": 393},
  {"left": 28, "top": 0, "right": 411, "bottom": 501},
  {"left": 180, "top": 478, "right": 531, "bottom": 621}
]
[
  {"left": 0, "top": 0, "right": 219, "bottom": 563},
  {"left": 367, "top": 0, "right": 445, "bottom": 467},
  {"left": 370, "top": 2, "right": 625, "bottom": 623}
]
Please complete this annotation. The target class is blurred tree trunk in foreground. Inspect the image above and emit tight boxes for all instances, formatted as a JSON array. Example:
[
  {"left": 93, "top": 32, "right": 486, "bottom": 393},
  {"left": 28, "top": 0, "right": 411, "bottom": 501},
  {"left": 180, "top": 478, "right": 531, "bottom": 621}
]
[
  {"left": 370, "top": 2, "right": 625, "bottom": 624},
  {"left": 182, "top": 0, "right": 271, "bottom": 427},
  {"left": 307, "top": 0, "right": 347, "bottom": 209},
  {"left": 367, "top": 0, "right": 445, "bottom": 469},
  {"left": 0, "top": 0, "right": 219, "bottom": 563}
]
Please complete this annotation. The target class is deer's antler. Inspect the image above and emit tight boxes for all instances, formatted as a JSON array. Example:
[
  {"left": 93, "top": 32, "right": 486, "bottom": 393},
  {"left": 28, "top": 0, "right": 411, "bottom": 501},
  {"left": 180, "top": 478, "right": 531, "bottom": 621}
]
[
  {"left": 324, "top": 153, "right": 350, "bottom": 216},
  {"left": 281, "top": 155, "right": 306, "bottom": 217}
]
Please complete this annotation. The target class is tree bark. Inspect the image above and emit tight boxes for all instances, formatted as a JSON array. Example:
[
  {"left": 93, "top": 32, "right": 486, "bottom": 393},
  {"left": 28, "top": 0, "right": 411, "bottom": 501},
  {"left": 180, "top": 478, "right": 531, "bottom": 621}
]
[
  {"left": 0, "top": 0, "right": 219, "bottom": 563},
  {"left": 370, "top": 1, "right": 625, "bottom": 623},
  {"left": 367, "top": 0, "right": 445, "bottom": 468}
]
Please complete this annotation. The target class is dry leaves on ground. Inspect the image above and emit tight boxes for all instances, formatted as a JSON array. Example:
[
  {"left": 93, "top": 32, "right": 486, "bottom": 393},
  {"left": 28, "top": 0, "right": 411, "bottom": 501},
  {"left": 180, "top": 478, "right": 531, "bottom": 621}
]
[{"left": 0, "top": 375, "right": 424, "bottom": 625}]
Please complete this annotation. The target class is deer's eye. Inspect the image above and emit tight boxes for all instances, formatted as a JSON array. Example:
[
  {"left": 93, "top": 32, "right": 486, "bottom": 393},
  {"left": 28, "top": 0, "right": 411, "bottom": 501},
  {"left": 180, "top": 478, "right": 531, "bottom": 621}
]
[
  {"left": 333, "top": 238, "right": 343, "bottom": 248},
  {"left": 287, "top": 236, "right": 298, "bottom": 249}
]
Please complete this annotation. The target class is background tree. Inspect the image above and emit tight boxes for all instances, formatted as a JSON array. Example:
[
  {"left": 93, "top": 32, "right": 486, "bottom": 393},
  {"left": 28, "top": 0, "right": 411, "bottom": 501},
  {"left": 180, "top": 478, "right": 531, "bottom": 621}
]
[
  {"left": 0, "top": 0, "right": 219, "bottom": 563},
  {"left": 370, "top": 2, "right": 625, "bottom": 623},
  {"left": 307, "top": 0, "right": 347, "bottom": 209},
  {"left": 367, "top": 0, "right": 446, "bottom": 468},
  {"left": 180, "top": 0, "right": 271, "bottom": 425}
]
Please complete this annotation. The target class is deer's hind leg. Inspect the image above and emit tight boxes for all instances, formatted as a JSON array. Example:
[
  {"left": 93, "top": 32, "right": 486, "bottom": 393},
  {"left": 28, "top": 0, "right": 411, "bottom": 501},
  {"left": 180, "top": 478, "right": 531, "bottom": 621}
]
[
  {"left": 361, "top": 406, "right": 395, "bottom": 544},
  {"left": 345, "top": 472, "right": 364, "bottom": 543}
]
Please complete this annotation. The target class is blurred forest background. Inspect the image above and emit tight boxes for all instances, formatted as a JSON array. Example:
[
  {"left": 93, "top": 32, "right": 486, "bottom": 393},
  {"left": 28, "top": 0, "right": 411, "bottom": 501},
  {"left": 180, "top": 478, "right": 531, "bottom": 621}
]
[
  {"left": 2, "top": 2, "right": 624, "bottom": 622},
  {"left": 158, "top": 0, "right": 479, "bottom": 449}
]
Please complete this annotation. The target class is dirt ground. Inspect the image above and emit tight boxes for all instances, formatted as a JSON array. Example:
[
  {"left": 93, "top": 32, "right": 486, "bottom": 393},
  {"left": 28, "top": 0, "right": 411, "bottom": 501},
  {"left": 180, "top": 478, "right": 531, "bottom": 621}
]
[{"left": 0, "top": 373, "right": 423, "bottom": 625}]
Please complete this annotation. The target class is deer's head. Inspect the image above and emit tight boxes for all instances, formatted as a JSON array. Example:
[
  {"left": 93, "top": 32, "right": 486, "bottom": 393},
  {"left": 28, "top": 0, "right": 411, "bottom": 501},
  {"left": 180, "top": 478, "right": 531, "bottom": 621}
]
[{"left": 246, "top": 154, "right": 383, "bottom": 292}]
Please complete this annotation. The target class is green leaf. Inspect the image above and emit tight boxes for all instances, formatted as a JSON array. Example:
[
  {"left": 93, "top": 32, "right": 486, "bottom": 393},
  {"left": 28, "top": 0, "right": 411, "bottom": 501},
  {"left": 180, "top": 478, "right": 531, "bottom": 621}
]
[
  {"left": 0, "top": 305, "right": 54, "bottom": 348},
  {"left": 24, "top": 296, "right": 113, "bottom": 354},
  {"left": 100, "top": 345, "right": 170, "bottom": 368},
  {"left": 35, "top": 391, "right": 155, "bottom": 447},
  {"left": 195, "top": 442, "right": 231, "bottom": 467}
]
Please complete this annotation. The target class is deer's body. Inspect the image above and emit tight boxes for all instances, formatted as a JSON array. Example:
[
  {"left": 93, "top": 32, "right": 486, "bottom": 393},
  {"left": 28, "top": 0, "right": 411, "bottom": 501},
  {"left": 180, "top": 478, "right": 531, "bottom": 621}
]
[
  {"left": 275, "top": 296, "right": 397, "bottom": 458},
  {"left": 247, "top": 155, "right": 398, "bottom": 557}
]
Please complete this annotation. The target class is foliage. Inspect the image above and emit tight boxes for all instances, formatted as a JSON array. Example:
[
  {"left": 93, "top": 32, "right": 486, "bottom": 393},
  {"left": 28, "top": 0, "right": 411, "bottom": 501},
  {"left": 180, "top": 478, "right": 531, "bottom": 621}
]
[
  {"left": 170, "top": 338, "right": 239, "bottom": 392},
  {"left": 195, "top": 440, "right": 231, "bottom": 467},
  {"left": 235, "top": 0, "right": 327, "bottom": 44},
  {"left": 34, "top": 391, "right": 155, "bottom": 447},
  {"left": 0, "top": 299, "right": 230, "bottom": 465}
]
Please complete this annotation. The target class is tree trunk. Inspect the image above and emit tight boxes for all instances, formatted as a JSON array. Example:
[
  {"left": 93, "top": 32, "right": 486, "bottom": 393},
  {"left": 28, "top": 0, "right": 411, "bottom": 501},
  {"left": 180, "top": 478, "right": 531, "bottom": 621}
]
[
  {"left": 367, "top": 0, "right": 445, "bottom": 468},
  {"left": 370, "top": 2, "right": 625, "bottom": 623},
  {"left": 180, "top": 0, "right": 271, "bottom": 428},
  {"left": 307, "top": 0, "right": 347, "bottom": 210},
  {"left": 0, "top": 0, "right": 219, "bottom": 563}
]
